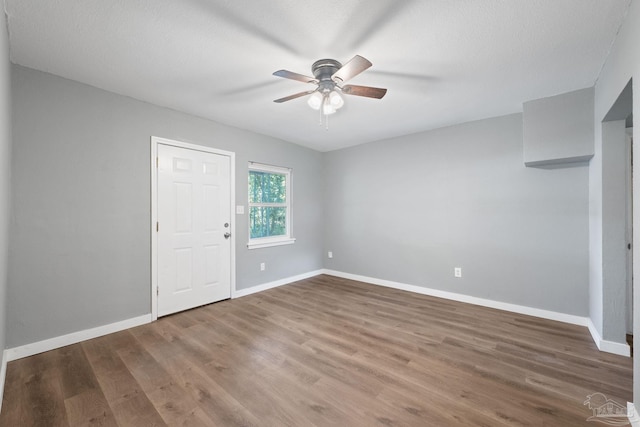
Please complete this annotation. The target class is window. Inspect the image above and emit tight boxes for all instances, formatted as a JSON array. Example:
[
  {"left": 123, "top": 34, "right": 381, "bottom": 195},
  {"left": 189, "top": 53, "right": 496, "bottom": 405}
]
[{"left": 247, "top": 162, "right": 295, "bottom": 249}]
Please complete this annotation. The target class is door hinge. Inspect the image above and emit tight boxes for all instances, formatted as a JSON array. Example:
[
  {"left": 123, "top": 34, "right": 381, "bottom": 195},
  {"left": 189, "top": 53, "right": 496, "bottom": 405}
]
[
  {"left": 156, "top": 222, "right": 159, "bottom": 232},
  {"left": 157, "top": 287, "right": 159, "bottom": 296},
  {"left": 156, "top": 157, "right": 159, "bottom": 168}
]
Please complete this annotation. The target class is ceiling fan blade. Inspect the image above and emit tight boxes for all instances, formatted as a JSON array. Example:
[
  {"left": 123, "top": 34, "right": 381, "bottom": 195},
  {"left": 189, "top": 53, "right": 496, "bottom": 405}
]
[
  {"left": 273, "top": 70, "right": 318, "bottom": 84},
  {"left": 273, "top": 90, "right": 316, "bottom": 103},
  {"left": 341, "top": 85, "right": 387, "bottom": 99},
  {"left": 332, "top": 55, "right": 372, "bottom": 82}
]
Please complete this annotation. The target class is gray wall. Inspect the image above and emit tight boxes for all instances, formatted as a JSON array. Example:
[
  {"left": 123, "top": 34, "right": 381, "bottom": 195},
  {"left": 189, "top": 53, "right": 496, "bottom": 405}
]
[
  {"left": 324, "top": 113, "right": 589, "bottom": 316},
  {"left": 0, "top": 13, "right": 12, "bottom": 358},
  {"left": 8, "top": 65, "right": 323, "bottom": 348},
  {"left": 523, "top": 87, "right": 595, "bottom": 166},
  {"left": 592, "top": 0, "right": 639, "bottom": 405}
]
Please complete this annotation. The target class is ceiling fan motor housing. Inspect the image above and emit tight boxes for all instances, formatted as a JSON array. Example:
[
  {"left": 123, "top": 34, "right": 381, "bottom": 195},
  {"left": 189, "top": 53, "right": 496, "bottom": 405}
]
[{"left": 312, "top": 59, "right": 343, "bottom": 91}]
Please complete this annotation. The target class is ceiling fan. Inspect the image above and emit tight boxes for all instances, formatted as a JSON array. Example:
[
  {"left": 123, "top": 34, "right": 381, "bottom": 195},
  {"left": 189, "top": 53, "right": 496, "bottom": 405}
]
[{"left": 272, "top": 55, "right": 387, "bottom": 120}]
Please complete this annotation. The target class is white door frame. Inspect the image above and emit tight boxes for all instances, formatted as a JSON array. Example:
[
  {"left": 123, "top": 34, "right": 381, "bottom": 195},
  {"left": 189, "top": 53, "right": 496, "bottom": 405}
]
[
  {"left": 627, "top": 129, "right": 634, "bottom": 334},
  {"left": 150, "top": 136, "right": 236, "bottom": 321}
]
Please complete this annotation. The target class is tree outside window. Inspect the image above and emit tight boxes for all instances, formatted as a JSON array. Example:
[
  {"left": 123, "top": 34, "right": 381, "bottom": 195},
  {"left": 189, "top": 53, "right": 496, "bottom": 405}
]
[{"left": 247, "top": 163, "right": 295, "bottom": 249}]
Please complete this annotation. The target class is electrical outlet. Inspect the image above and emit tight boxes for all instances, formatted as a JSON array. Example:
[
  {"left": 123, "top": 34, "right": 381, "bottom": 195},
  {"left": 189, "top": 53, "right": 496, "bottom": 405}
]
[
  {"left": 328, "top": 251, "right": 333, "bottom": 259},
  {"left": 454, "top": 267, "right": 462, "bottom": 278},
  {"left": 260, "top": 262, "right": 265, "bottom": 271}
]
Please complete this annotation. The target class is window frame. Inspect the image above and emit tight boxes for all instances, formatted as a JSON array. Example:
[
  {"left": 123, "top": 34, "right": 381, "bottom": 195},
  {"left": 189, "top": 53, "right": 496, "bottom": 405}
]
[{"left": 247, "top": 162, "right": 296, "bottom": 249}]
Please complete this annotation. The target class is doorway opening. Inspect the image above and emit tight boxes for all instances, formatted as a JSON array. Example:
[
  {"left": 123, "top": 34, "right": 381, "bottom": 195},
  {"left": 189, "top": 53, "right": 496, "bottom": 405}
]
[{"left": 602, "top": 79, "right": 633, "bottom": 354}]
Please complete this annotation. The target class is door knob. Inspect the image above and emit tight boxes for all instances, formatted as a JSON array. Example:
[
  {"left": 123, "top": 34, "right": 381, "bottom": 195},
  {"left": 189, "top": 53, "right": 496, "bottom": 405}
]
[{"left": 224, "top": 232, "right": 231, "bottom": 239}]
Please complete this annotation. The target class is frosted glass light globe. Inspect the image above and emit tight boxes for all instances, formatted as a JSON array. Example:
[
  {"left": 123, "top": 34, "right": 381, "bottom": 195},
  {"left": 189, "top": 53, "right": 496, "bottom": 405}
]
[
  {"left": 307, "top": 92, "right": 323, "bottom": 110},
  {"left": 329, "top": 91, "right": 344, "bottom": 109}
]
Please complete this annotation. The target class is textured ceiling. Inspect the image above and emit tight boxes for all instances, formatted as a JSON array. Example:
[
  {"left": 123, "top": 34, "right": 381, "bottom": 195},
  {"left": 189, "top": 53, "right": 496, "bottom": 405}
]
[{"left": 4, "top": 0, "right": 632, "bottom": 152}]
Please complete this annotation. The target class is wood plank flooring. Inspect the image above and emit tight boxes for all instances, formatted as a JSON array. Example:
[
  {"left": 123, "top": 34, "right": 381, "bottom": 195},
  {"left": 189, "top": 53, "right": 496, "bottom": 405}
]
[{"left": 0, "top": 274, "right": 633, "bottom": 426}]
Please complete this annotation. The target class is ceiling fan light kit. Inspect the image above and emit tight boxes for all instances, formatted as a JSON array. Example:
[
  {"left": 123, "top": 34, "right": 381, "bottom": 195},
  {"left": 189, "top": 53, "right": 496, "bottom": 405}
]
[{"left": 273, "top": 55, "right": 387, "bottom": 129}]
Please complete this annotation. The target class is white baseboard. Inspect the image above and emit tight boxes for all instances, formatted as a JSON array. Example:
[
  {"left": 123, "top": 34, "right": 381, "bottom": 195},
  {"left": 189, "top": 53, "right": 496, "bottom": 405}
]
[
  {"left": 6, "top": 314, "right": 152, "bottom": 362},
  {"left": 587, "top": 319, "right": 603, "bottom": 350},
  {"left": 599, "top": 339, "right": 631, "bottom": 357},
  {"left": 629, "top": 402, "right": 640, "bottom": 426},
  {"left": 234, "top": 269, "right": 324, "bottom": 298},
  {"left": 0, "top": 349, "right": 6, "bottom": 413},
  {"left": 586, "top": 318, "right": 631, "bottom": 357},
  {"left": 4, "top": 269, "right": 324, "bottom": 363},
  {"left": 4, "top": 268, "right": 629, "bottom": 364},
  {"left": 244, "top": 268, "right": 630, "bottom": 358},
  {"left": 323, "top": 269, "right": 590, "bottom": 326},
  {"left": 324, "top": 269, "right": 631, "bottom": 357}
]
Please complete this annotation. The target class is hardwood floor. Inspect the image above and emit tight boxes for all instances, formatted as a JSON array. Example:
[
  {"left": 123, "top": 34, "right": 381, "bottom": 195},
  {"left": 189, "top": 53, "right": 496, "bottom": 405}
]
[{"left": 0, "top": 274, "right": 632, "bottom": 426}]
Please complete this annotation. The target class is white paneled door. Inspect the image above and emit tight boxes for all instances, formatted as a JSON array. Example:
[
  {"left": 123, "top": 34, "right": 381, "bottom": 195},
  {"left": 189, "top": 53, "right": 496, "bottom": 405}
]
[{"left": 157, "top": 143, "right": 231, "bottom": 317}]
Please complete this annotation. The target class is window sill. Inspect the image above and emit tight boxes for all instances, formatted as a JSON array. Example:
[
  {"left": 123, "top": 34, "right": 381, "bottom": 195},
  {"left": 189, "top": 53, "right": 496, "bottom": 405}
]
[{"left": 247, "top": 237, "right": 296, "bottom": 250}]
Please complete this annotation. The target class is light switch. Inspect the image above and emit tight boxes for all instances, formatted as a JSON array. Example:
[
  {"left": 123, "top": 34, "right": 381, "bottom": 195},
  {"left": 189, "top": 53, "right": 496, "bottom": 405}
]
[{"left": 236, "top": 205, "right": 245, "bottom": 214}]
